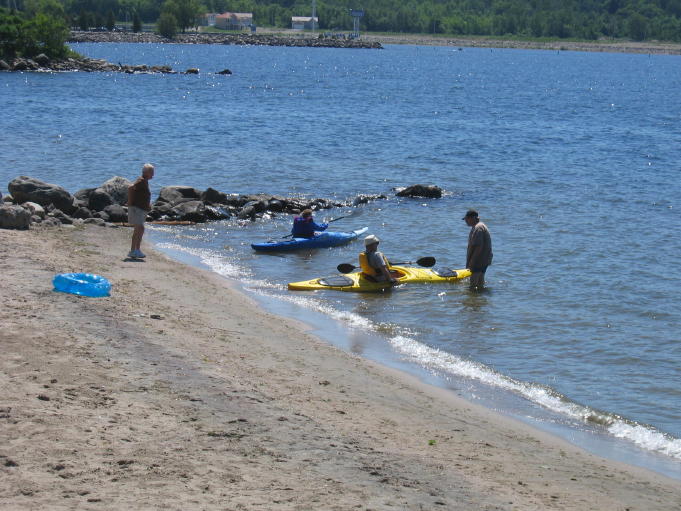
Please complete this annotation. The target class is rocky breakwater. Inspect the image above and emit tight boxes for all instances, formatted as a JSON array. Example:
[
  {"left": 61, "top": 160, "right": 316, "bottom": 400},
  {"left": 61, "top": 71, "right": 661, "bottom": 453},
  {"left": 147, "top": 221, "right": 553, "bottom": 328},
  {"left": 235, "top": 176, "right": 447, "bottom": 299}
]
[
  {"left": 68, "top": 30, "right": 382, "bottom": 49},
  {"left": 0, "top": 52, "right": 179, "bottom": 74},
  {"left": 0, "top": 175, "right": 388, "bottom": 230}
]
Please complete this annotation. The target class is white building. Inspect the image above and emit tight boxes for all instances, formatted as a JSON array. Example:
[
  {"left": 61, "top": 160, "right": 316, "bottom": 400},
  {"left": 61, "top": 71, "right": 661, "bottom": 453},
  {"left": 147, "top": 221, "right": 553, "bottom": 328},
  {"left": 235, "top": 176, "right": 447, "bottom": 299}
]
[{"left": 291, "top": 16, "right": 318, "bottom": 30}]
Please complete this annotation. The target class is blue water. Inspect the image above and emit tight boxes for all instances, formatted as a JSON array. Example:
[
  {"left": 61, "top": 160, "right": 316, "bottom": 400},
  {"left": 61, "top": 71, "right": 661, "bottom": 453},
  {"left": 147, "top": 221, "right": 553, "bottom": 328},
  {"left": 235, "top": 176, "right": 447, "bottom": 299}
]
[{"left": 2, "top": 42, "right": 680, "bottom": 476}]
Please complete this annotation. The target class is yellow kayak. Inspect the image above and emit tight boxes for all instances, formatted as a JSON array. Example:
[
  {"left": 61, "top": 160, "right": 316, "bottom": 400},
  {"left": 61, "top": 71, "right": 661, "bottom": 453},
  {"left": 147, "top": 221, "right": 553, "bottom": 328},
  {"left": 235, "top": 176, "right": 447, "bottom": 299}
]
[{"left": 288, "top": 265, "right": 471, "bottom": 292}]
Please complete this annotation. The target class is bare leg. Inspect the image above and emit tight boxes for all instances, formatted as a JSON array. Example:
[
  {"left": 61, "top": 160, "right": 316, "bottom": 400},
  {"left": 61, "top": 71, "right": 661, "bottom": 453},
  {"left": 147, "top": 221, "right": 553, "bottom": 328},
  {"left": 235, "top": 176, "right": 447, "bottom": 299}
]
[{"left": 131, "top": 225, "right": 144, "bottom": 252}]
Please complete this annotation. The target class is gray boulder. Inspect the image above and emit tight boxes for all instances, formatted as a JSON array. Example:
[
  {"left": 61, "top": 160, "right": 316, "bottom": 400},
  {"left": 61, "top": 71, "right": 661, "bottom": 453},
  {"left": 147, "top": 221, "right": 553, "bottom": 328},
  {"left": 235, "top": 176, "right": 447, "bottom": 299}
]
[
  {"left": 157, "top": 186, "right": 202, "bottom": 205},
  {"left": 103, "top": 204, "right": 128, "bottom": 223},
  {"left": 8, "top": 176, "right": 74, "bottom": 212},
  {"left": 40, "top": 217, "right": 62, "bottom": 228},
  {"left": 0, "top": 204, "right": 31, "bottom": 229},
  {"left": 223, "top": 194, "right": 248, "bottom": 208},
  {"left": 2, "top": 195, "right": 11, "bottom": 203},
  {"left": 352, "top": 193, "right": 387, "bottom": 206},
  {"left": 267, "top": 199, "right": 285, "bottom": 212},
  {"left": 88, "top": 188, "right": 114, "bottom": 211},
  {"left": 48, "top": 209, "right": 73, "bottom": 225},
  {"left": 242, "top": 200, "right": 268, "bottom": 213},
  {"left": 201, "top": 187, "right": 227, "bottom": 204},
  {"left": 93, "top": 211, "right": 110, "bottom": 222},
  {"left": 0, "top": 60, "right": 10, "bottom": 71},
  {"left": 83, "top": 217, "right": 106, "bottom": 226},
  {"left": 100, "top": 176, "right": 132, "bottom": 205},
  {"left": 34, "top": 53, "right": 50, "bottom": 67},
  {"left": 22, "top": 201, "right": 45, "bottom": 219},
  {"left": 237, "top": 205, "right": 256, "bottom": 220},
  {"left": 171, "top": 200, "right": 206, "bottom": 222},
  {"left": 74, "top": 187, "right": 96, "bottom": 202},
  {"left": 396, "top": 184, "right": 443, "bottom": 199},
  {"left": 72, "top": 206, "right": 93, "bottom": 219},
  {"left": 204, "top": 205, "right": 231, "bottom": 220}
]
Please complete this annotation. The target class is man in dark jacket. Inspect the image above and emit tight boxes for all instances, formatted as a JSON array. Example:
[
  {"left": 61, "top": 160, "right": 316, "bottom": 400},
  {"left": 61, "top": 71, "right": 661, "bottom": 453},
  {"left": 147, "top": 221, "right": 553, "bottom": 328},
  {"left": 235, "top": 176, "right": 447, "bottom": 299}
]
[{"left": 463, "top": 209, "right": 493, "bottom": 290}]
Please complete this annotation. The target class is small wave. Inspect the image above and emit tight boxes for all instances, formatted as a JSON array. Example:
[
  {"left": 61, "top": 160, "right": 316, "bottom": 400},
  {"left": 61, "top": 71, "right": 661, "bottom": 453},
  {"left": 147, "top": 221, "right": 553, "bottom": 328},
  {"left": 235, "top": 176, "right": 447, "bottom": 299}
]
[
  {"left": 388, "top": 335, "right": 681, "bottom": 460},
  {"left": 249, "top": 288, "right": 374, "bottom": 331},
  {"left": 156, "top": 241, "right": 681, "bottom": 461},
  {"left": 155, "top": 243, "right": 247, "bottom": 279}
]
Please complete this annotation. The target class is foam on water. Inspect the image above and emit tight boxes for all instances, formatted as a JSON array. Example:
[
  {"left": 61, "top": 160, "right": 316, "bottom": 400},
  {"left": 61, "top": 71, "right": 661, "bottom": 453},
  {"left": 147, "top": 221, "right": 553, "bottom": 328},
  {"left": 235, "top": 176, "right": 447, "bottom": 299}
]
[
  {"left": 388, "top": 335, "right": 681, "bottom": 460},
  {"left": 155, "top": 242, "right": 246, "bottom": 280}
]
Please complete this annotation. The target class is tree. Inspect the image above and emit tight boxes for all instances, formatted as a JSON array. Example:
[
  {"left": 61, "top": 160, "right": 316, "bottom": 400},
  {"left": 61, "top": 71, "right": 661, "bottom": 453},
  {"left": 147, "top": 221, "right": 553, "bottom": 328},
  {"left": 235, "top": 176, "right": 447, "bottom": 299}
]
[
  {"left": 162, "top": 0, "right": 203, "bottom": 33},
  {"left": 24, "top": 12, "right": 70, "bottom": 57},
  {"left": 78, "top": 9, "right": 88, "bottom": 31},
  {"left": 0, "top": 8, "right": 24, "bottom": 58},
  {"left": 106, "top": 9, "right": 115, "bottom": 31},
  {"left": 132, "top": 11, "right": 142, "bottom": 32},
  {"left": 157, "top": 11, "right": 177, "bottom": 38},
  {"left": 628, "top": 13, "right": 647, "bottom": 40}
]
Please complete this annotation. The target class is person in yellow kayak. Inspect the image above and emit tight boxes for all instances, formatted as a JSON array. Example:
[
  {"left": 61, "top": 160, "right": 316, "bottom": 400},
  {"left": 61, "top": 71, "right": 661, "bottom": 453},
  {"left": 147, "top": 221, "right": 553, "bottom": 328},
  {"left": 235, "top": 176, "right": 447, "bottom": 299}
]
[
  {"left": 359, "top": 235, "right": 398, "bottom": 284},
  {"left": 291, "top": 209, "right": 328, "bottom": 238}
]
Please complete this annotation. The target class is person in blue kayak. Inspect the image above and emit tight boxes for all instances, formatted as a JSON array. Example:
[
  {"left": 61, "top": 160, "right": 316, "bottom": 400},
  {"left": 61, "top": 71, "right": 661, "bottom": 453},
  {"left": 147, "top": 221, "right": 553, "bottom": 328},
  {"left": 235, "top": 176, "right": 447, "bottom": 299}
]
[
  {"left": 359, "top": 234, "right": 398, "bottom": 284},
  {"left": 291, "top": 209, "right": 328, "bottom": 238}
]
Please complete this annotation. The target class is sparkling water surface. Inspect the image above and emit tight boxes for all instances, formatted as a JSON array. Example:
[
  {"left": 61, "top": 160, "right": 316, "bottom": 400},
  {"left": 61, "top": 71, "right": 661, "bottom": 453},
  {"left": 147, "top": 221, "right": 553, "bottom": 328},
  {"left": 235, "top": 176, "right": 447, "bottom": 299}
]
[{"left": 2, "top": 42, "right": 680, "bottom": 476}]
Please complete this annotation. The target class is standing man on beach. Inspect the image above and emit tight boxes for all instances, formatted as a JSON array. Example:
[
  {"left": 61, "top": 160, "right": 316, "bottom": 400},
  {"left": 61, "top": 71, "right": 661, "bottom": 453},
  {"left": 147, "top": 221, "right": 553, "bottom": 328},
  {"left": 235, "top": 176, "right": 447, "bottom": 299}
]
[
  {"left": 463, "top": 209, "right": 493, "bottom": 290},
  {"left": 127, "top": 163, "right": 154, "bottom": 259}
]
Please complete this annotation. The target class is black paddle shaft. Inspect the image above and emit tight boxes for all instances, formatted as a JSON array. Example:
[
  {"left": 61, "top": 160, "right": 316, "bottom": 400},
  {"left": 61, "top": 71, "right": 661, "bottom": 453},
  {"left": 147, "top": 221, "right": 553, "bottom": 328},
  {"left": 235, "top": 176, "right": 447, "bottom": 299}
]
[{"left": 337, "top": 256, "right": 436, "bottom": 274}]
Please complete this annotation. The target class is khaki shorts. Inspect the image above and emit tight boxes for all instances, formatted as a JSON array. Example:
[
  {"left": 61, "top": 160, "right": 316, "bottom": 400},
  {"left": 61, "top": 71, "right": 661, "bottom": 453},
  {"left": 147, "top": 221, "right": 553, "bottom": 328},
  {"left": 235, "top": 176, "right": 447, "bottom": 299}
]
[{"left": 128, "top": 206, "right": 147, "bottom": 226}]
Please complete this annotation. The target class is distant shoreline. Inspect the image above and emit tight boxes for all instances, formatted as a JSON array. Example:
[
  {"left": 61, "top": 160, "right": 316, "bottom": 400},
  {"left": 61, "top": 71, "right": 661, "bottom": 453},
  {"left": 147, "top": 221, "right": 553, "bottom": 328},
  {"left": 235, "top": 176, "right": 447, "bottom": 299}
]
[
  {"left": 361, "top": 32, "right": 681, "bottom": 55},
  {"left": 68, "top": 29, "right": 681, "bottom": 55}
]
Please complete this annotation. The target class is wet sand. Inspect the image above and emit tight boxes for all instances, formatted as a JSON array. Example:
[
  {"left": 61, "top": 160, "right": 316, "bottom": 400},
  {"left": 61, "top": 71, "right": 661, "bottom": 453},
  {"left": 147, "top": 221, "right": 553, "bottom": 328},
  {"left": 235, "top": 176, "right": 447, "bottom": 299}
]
[{"left": 1, "top": 225, "right": 680, "bottom": 510}]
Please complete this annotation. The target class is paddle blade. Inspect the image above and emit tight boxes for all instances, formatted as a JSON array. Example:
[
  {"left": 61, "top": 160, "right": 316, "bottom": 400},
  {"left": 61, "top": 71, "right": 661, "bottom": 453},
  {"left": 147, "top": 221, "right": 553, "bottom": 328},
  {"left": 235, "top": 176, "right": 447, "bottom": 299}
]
[
  {"left": 337, "top": 263, "right": 356, "bottom": 274},
  {"left": 416, "top": 256, "right": 436, "bottom": 267}
]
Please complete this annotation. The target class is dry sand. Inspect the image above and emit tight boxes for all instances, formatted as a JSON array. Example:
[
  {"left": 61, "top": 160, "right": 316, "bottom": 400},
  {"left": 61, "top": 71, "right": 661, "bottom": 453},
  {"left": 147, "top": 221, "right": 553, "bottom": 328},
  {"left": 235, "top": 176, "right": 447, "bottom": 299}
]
[{"left": 1, "top": 224, "right": 680, "bottom": 510}]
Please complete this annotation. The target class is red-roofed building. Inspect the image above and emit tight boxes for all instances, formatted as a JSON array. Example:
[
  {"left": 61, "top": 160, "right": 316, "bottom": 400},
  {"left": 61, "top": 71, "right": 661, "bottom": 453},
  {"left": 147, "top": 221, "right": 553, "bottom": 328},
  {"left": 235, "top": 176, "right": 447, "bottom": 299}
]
[{"left": 215, "top": 12, "right": 253, "bottom": 30}]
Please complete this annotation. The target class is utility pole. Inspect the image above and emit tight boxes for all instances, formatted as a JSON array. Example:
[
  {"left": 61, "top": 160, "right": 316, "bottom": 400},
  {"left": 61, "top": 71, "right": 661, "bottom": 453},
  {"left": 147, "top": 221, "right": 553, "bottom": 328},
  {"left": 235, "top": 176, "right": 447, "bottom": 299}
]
[{"left": 311, "top": 0, "right": 317, "bottom": 33}]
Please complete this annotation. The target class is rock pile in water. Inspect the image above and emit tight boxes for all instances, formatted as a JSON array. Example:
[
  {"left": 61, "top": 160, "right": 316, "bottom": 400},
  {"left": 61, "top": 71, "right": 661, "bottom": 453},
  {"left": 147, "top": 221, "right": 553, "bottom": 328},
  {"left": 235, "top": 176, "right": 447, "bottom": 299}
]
[
  {"left": 68, "top": 31, "right": 383, "bottom": 49},
  {"left": 0, "top": 54, "right": 177, "bottom": 73},
  {"left": 0, "top": 176, "right": 388, "bottom": 230}
]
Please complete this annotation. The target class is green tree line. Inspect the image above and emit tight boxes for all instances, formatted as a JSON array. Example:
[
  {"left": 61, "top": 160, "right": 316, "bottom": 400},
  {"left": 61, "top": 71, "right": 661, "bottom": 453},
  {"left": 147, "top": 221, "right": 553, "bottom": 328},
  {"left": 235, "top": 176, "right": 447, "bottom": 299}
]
[
  {"left": 1, "top": 1, "right": 70, "bottom": 58},
  {"left": 4, "top": 0, "right": 681, "bottom": 41}
]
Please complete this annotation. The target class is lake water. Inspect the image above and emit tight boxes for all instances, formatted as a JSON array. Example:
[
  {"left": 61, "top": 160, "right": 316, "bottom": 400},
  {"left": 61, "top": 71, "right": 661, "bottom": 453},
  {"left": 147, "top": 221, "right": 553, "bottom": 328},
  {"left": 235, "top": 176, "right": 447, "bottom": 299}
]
[{"left": 2, "top": 41, "right": 680, "bottom": 478}]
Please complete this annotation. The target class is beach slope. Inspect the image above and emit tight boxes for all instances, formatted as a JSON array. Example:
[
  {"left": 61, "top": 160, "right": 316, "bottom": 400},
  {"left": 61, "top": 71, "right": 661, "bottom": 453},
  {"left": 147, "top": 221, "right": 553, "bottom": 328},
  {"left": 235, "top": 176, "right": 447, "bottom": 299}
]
[{"left": 1, "top": 226, "right": 679, "bottom": 510}]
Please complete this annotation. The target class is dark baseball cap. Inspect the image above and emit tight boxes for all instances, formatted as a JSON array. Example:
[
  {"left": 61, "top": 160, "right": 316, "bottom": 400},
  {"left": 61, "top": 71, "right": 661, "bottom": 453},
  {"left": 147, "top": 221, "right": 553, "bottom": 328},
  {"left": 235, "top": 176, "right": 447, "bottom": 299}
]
[{"left": 462, "top": 209, "right": 479, "bottom": 220}]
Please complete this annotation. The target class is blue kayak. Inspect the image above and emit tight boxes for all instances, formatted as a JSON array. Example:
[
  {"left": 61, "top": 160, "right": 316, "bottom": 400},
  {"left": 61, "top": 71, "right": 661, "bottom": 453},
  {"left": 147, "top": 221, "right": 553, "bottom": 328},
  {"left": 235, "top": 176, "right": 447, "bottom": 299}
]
[{"left": 252, "top": 227, "right": 368, "bottom": 252}]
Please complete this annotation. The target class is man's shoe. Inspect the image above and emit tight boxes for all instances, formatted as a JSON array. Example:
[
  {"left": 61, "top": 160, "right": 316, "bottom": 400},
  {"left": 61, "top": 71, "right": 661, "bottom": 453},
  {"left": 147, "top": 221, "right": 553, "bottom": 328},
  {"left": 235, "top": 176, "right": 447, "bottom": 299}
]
[
  {"left": 127, "top": 250, "right": 137, "bottom": 258},
  {"left": 134, "top": 250, "right": 146, "bottom": 258}
]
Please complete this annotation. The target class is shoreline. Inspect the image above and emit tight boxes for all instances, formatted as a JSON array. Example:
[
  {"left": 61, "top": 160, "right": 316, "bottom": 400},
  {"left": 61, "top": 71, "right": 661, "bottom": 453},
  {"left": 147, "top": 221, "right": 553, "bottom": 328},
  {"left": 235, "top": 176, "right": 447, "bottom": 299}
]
[
  {"left": 361, "top": 33, "right": 681, "bottom": 55},
  {"left": 67, "top": 29, "right": 681, "bottom": 55},
  {"left": 2, "top": 224, "right": 680, "bottom": 509}
]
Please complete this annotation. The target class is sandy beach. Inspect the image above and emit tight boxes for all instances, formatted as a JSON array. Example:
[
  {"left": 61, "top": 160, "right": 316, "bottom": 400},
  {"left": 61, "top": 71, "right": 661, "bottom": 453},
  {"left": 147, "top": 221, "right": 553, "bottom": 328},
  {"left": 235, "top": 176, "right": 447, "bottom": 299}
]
[{"left": 1, "top": 224, "right": 680, "bottom": 510}]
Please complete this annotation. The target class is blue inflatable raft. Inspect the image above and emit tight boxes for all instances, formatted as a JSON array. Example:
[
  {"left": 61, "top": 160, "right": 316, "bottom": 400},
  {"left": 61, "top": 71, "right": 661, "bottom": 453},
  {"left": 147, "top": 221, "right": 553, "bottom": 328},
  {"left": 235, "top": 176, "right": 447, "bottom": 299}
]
[
  {"left": 53, "top": 273, "right": 111, "bottom": 297},
  {"left": 252, "top": 227, "right": 368, "bottom": 252}
]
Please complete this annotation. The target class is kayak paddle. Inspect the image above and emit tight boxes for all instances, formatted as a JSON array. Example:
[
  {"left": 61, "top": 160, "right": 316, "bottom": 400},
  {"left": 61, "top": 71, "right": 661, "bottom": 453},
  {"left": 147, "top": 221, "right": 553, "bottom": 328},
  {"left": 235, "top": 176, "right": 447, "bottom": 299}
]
[
  {"left": 278, "top": 215, "right": 347, "bottom": 240},
  {"left": 337, "top": 256, "right": 436, "bottom": 274}
]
